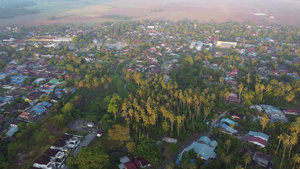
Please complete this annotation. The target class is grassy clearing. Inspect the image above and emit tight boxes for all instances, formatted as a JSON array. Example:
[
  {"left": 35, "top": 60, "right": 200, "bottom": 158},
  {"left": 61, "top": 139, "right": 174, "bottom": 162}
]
[{"left": 90, "top": 135, "right": 125, "bottom": 152}]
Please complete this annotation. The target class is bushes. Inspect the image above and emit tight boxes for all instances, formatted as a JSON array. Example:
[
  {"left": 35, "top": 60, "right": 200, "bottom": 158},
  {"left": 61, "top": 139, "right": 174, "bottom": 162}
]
[{"left": 167, "top": 143, "right": 179, "bottom": 153}]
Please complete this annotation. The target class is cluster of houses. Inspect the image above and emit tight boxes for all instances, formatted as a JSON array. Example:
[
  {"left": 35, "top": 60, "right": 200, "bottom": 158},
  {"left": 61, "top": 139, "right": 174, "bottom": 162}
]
[
  {"left": 250, "top": 104, "right": 293, "bottom": 123},
  {"left": 0, "top": 57, "right": 76, "bottom": 140},
  {"left": 29, "top": 133, "right": 81, "bottom": 169}
]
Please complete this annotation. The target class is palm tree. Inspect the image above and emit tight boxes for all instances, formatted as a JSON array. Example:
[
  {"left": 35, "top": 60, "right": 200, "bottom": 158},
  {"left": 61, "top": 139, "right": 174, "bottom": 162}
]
[
  {"left": 235, "top": 165, "right": 244, "bottom": 169},
  {"left": 292, "top": 154, "right": 300, "bottom": 169},
  {"left": 186, "top": 95, "right": 192, "bottom": 122},
  {"left": 288, "top": 132, "right": 298, "bottom": 159},
  {"left": 280, "top": 133, "right": 290, "bottom": 169},
  {"left": 225, "top": 139, "right": 231, "bottom": 154},
  {"left": 238, "top": 83, "right": 244, "bottom": 100},
  {"left": 243, "top": 153, "right": 251, "bottom": 169},
  {"left": 260, "top": 114, "right": 270, "bottom": 132},
  {"left": 275, "top": 133, "right": 284, "bottom": 154},
  {"left": 169, "top": 114, "right": 175, "bottom": 134},
  {"left": 176, "top": 115, "right": 185, "bottom": 136},
  {"left": 260, "top": 84, "right": 265, "bottom": 102}
]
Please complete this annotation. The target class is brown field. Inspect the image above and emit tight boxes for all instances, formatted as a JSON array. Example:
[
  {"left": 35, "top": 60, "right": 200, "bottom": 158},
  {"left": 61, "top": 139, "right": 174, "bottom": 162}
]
[{"left": 1, "top": 0, "right": 300, "bottom": 27}]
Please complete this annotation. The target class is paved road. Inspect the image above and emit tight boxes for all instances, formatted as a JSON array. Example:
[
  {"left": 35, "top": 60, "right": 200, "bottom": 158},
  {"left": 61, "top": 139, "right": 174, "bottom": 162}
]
[
  {"left": 71, "top": 130, "right": 97, "bottom": 156},
  {"left": 158, "top": 110, "right": 228, "bottom": 169}
]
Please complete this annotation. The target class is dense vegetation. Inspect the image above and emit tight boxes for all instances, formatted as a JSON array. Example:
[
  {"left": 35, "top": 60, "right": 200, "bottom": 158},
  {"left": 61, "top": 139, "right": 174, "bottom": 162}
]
[{"left": 1, "top": 20, "right": 300, "bottom": 169}]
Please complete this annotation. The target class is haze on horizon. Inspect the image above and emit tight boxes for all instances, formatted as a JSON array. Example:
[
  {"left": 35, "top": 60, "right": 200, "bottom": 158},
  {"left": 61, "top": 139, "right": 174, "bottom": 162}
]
[{"left": 1, "top": 0, "right": 300, "bottom": 26}]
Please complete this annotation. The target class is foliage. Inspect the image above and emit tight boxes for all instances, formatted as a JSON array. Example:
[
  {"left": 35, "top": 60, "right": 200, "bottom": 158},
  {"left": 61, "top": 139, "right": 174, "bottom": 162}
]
[
  {"left": 107, "top": 94, "right": 122, "bottom": 120},
  {"left": 136, "top": 138, "right": 160, "bottom": 163},
  {"left": 126, "top": 141, "right": 136, "bottom": 154},
  {"left": 108, "top": 124, "right": 130, "bottom": 144},
  {"left": 167, "top": 143, "right": 179, "bottom": 153},
  {"left": 67, "top": 145, "right": 109, "bottom": 169}
]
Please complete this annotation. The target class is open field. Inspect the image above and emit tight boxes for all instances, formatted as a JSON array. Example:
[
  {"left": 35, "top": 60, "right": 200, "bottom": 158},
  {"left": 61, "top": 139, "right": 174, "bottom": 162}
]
[{"left": 1, "top": 0, "right": 300, "bottom": 26}]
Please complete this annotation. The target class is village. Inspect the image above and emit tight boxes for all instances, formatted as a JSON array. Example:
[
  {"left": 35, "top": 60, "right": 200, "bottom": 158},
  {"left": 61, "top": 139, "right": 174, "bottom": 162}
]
[{"left": 0, "top": 21, "right": 299, "bottom": 169}]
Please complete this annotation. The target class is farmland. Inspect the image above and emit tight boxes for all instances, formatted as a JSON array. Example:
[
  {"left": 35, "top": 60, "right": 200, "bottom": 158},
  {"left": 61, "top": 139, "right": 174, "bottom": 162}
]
[{"left": 1, "top": 0, "right": 300, "bottom": 26}]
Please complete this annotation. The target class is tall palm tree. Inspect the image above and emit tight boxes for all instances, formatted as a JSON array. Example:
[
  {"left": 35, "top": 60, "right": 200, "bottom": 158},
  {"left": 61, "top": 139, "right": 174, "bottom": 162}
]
[
  {"left": 186, "top": 95, "right": 192, "bottom": 122},
  {"left": 280, "top": 133, "right": 290, "bottom": 169},
  {"left": 275, "top": 133, "right": 284, "bottom": 154},
  {"left": 238, "top": 83, "right": 244, "bottom": 100},
  {"left": 292, "top": 154, "right": 300, "bottom": 169},
  {"left": 176, "top": 115, "right": 185, "bottom": 136},
  {"left": 260, "top": 84, "right": 265, "bottom": 102},
  {"left": 260, "top": 114, "right": 270, "bottom": 132},
  {"left": 243, "top": 153, "right": 251, "bottom": 169},
  {"left": 288, "top": 132, "right": 298, "bottom": 159},
  {"left": 169, "top": 114, "right": 175, "bottom": 134}
]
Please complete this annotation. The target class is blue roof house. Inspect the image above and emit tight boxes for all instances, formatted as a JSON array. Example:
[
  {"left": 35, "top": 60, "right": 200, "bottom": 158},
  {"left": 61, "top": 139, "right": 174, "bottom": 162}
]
[
  {"left": 248, "top": 131, "right": 269, "bottom": 141},
  {"left": 33, "top": 78, "right": 46, "bottom": 85},
  {"left": 38, "top": 101, "right": 52, "bottom": 108},
  {"left": 221, "top": 118, "right": 238, "bottom": 125},
  {"left": 197, "top": 136, "right": 211, "bottom": 144},
  {"left": 6, "top": 126, "right": 18, "bottom": 137},
  {"left": 209, "top": 140, "right": 218, "bottom": 148},
  {"left": 32, "top": 105, "right": 46, "bottom": 114},
  {"left": 10, "top": 76, "right": 29, "bottom": 85},
  {"left": 0, "top": 73, "right": 11, "bottom": 80},
  {"left": 185, "top": 142, "right": 216, "bottom": 160},
  {"left": 176, "top": 136, "right": 218, "bottom": 165},
  {"left": 220, "top": 123, "right": 238, "bottom": 134}
]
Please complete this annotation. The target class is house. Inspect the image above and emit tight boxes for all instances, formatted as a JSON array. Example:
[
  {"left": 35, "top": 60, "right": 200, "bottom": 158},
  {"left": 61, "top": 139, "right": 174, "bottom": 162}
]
[
  {"left": 216, "top": 41, "right": 237, "bottom": 48},
  {"left": 6, "top": 126, "right": 18, "bottom": 138},
  {"left": 119, "top": 156, "right": 151, "bottom": 169},
  {"left": 253, "top": 152, "right": 273, "bottom": 169},
  {"left": 219, "top": 123, "right": 238, "bottom": 134},
  {"left": 133, "top": 157, "right": 151, "bottom": 168},
  {"left": 227, "top": 112, "right": 245, "bottom": 120},
  {"left": 124, "top": 161, "right": 138, "bottom": 169},
  {"left": 284, "top": 109, "right": 298, "bottom": 115},
  {"left": 182, "top": 142, "right": 216, "bottom": 160},
  {"left": 50, "top": 138, "right": 68, "bottom": 152},
  {"left": 44, "top": 148, "right": 66, "bottom": 165},
  {"left": 221, "top": 118, "right": 238, "bottom": 126},
  {"left": 176, "top": 136, "right": 218, "bottom": 165},
  {"left": 10, "top": 119, "right": 22, "bottom": 127},
  {"left": 163, "top": 137, "right": 178, "bottom": 143},
  {"left": 225, "top": 93, "right": 240, "bottom": 104},
  {"left": 64, "top": 74, "right": 75, "bottom": 79},
  {"left": 244, "top": 136, "right": 268, "bottom": 148},
  {"left": 31, "top": 105, "right": 47, "bottom": 115},
  {"left": 119, "top": 156, "right": 131, "bottom": 169},
  {"left": 18, "top": 112, "right": 30, "bottom": 119},
  {"left": 25, "top": 91, "right": 45, "bottom": 103},
  {"left": 28, "top": 167, "right": 41, "bottom": 169},
  {"left": 33, "top": 154, "right": 55, "bottom": 169},
  {"left": 248, "top": 131, "right": 269, "bottom": 141},
  {"left": 48, "top": 79, "right": 59, "bottom": 84},
  {"left": 14, "top": 103, "right": 31, "bottom": 112}
]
